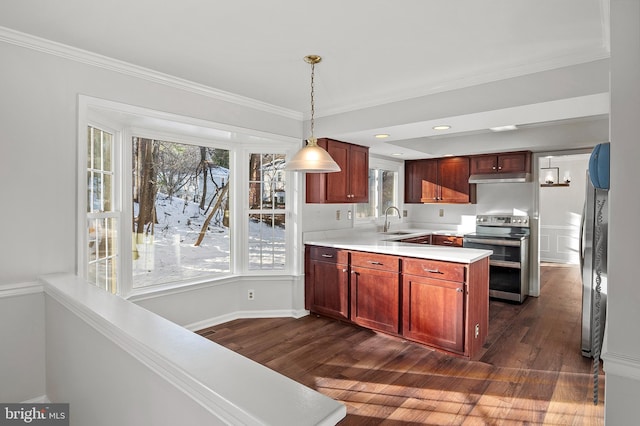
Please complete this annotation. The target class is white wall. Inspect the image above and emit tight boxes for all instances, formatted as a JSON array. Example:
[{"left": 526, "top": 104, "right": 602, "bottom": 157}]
[
  {"left": 0, "top": 286, "right": 45, "bottom": 402},
  {"left": 539, "top": 155, "right": 590, "bottom": 263},
  {"left": 604, "top": 0, "right": 640, "bottom": 423}
]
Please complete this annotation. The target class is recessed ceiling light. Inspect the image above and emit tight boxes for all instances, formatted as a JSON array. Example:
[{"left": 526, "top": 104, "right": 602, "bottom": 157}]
[
  {"left": 489, "top": 125, "right": 518, "bottom": 132},
  {"left": 375, "top": 133, "right": 390, "bottom": 139},
  {"left": 432, "top": 125, "right": 451, "bottom": 131},
  {"left": 391, "top": 153, "right": 403, "bottom": 156}
]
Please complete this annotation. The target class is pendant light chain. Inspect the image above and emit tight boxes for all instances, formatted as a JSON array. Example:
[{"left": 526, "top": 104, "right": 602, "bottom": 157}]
[{"left": 309, "top": 59, "right": 316, "bottom": 141}]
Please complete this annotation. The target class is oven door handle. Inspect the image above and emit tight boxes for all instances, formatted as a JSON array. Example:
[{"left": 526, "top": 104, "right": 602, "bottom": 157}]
[
  {"left": 464, "top": 238, "right": 521, "bottom": 246},
  {"left": 490, "top": 260, "right": 521, "bottom": 269}
]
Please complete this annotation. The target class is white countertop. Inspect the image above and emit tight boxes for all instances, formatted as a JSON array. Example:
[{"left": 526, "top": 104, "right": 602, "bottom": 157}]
[{"left": 305, "top": 229, "right": 492, "bottom": 264}]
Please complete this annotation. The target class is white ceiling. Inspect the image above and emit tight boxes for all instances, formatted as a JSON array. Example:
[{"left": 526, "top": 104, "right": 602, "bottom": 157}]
[{"left": 0, "top": 0, "right": 611, "bottom": 157}]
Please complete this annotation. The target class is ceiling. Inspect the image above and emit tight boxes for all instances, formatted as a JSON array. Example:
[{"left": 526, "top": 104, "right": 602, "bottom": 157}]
[{"left": 0, "top": 0, "right": 611, "bottom": 158}]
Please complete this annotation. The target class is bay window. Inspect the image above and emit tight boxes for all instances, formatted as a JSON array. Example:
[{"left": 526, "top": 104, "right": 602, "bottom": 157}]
[{"left": 80, "top": 97, "right": 296, "bottom": 297}]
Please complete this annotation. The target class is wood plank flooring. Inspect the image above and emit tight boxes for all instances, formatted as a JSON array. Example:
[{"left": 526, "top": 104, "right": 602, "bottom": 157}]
[{"left": 197, "top": 263, "right": 604, "bottom": 425}]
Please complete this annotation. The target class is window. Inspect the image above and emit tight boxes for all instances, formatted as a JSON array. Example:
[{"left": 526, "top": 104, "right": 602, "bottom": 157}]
[
  {"left": 248, "top": 153, "right": 287, "bottom": 270},
  {"left": 131, "top": 138, "right": 231, "bottom": 288},
  {"left": 80, "top": 98, "right": 297, "bottom": 296},
  {"left": 86, "top": 126, "right": 118, "bottom": 293},
  {"left": 356, "top": 167, "right": 399, "bottom": 219}
]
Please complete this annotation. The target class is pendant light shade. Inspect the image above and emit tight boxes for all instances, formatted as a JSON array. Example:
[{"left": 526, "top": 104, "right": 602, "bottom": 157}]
[
  {"left": 285, "top": 55, "right": 341, "bottom": 173},
  {"left": 285, "top": 137, "right": 341, "bottom": 172}
]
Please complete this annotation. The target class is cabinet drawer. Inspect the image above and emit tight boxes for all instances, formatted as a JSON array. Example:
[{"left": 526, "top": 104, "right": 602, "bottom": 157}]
[
  {"left": 351, "top": 251, "right": 400, "bottom": 272},
  {"left": 308, "top": 246, "right": 348, "bottom": 264},
  {"left": 399, "top": 235, "right": 431, "bottom": 244},
  {"left": 431, "top": 235, "right": 463, "bottom": 247},
  {"left": 402, "top": 257, "right": 465, "bottom": 282}
]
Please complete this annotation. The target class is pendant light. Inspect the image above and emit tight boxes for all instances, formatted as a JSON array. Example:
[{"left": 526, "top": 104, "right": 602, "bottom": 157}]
[{"left": 284, "top": 55, "right": 341, "bottom": 173}]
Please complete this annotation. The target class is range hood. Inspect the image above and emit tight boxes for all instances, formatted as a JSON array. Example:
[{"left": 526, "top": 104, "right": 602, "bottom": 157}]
[{"left": 468, "top": 172, "right": 531, "bottom": 184}]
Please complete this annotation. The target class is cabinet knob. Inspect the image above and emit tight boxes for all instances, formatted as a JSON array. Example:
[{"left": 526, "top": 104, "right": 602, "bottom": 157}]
[
  {"left": 498, "top": 166, "right": 502, "bottom": 170},
  {"left": 342, "top": 268, "right": 348, "bottom": 273},
  {"left": 492, "top": 166, "right": 496, "bottom": 170},
  {"left": 456, "top": 288, "right": 463, "bottom": 293}
]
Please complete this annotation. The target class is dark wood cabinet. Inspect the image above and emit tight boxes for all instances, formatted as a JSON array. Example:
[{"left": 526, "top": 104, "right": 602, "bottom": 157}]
[
  {"left": 402, "top": 258, "right": 466, "bottom": 353},
  {"left": 470, "top": 151, "right": 531, "bottom": 175},
  {"left": 350, "top": 251, "right": 401, "bottom": 334},
  {"left": 305, "top": 246, "right": 349, "bottom": 321},
  {"left": 431, "top": 235, "right": 463, "bottom": 247},
  {"left": 306, "top": 138, "right": 369, "bottom": 203},
  {"left": 402, "top": 256, "right": 489, "bottom": 358},
  {"left": 405, "top": 157, "right": 476, "bottom": 204},
  {"left": 304, "top": 245, "right": 489, "bottom": 359}
]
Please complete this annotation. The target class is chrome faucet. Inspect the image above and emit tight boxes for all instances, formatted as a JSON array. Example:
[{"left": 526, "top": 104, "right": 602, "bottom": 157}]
[{"left": 383, "top": 206, "right": 402, "bottom": 232}]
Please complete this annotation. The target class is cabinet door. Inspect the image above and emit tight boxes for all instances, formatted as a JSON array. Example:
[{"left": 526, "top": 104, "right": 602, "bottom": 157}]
[
  {"left": 308, "top": 259, "right": 350, "bottom": 321},
  {"left": 402, "top": 274, "right": 465, "bottom": 353},
  {"left": 498, "top": 152, "right": 530, "bottom": 173},
  {"left": 350, "top": 266, "right": 400, "bottom": 334},
  {"left": 348, "top": 144, "right": 369, "bottom": 202},
  {"left": 325, "top": 140, "right": 351, "bottom": 202},
  {"left": 437, "top": 157, "right": 472, "bottom": 203},
  {"left": 419, "top": 159, "right": 439, "bottom": 203},
  {"left": 470, "top": 155, "right": 498, "bottom": 174},
  {"left": 404, "top": 160, "right": 425, "bottom": 203}
]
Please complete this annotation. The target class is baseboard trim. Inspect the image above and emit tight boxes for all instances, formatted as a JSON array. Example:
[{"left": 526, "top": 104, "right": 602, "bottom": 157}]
[
  {"left": 602, "top": 349, "right": 640, "bottom": 381},
  {"left": 184, "top": 309, "right": 310, "bottom": 332}
]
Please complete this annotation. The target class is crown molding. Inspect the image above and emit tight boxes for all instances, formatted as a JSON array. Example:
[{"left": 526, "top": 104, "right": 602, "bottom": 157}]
[{"left": 0, "top": 26, "right": 302, "bottom": 121}]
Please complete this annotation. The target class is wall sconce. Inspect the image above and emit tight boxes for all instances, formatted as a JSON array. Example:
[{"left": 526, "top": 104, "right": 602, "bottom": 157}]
[{"left": 540, "top": 157, "right": 571, "bottom": 187}]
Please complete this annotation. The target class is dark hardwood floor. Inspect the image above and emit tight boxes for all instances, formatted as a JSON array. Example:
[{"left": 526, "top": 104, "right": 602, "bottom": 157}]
[{"left": 197, "top": 263, "right": 604, "bottom": 425}]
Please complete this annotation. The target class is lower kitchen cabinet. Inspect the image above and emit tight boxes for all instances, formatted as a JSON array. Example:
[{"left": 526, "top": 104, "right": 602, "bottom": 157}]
[
  {"left": 431, "top": 234, "right": 463, "bottom": 247},
  {"left": 402, "top": 262, "right": 466, "bottom": 353},
  {"left": 305, "top": 246, "right": 349, "bottom": 321},
  {"left": 350, "top": 251, "right": 401, "bottom": 334},
  {"left": 304, "top": 245, "right": 489, "bottom": 359}
]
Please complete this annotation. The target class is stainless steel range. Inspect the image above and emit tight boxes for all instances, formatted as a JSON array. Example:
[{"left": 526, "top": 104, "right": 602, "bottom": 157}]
[{"left": 463, "top": 214, "right": 530, "bottom": 303}]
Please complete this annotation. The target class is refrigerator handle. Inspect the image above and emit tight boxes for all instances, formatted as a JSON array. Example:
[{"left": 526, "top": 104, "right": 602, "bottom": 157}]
[{"left": 579, "top": 202, "right": 585, "bottom": 275}]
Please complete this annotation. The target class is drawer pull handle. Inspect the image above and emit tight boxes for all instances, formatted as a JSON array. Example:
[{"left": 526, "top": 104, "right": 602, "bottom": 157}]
[
  {"left": 424, "top": 268, "right": 442, "bottom": 274},
  {"left": 321, "top": 254, "right": 334, "bottom": 258},
  {"left": 368, "top": 261, "right": 383, "bottom": 265},
  {"left": 442, "top": 241, "right": 453, "bottom": 245}
]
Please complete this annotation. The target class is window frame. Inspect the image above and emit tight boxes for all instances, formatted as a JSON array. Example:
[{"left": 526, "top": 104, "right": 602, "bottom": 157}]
[
  {"left": 77, "top": 96, "right": 301, "bottom": 298},
  {"left": 355, "top": 156, "right": 404, "bottom": 227}
]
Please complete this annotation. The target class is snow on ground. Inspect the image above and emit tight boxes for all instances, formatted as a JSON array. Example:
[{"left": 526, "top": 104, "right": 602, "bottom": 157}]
[{"left": 133, "top": 194, "right": 285, "bottom": 288}]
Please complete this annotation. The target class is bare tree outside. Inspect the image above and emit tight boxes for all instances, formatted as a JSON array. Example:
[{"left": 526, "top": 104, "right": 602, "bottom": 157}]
[{"left": 132, "top": 137, "right": 231, "bottom": 287}]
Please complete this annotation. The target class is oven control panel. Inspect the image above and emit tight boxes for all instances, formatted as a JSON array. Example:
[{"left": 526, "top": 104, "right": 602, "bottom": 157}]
[{"left": 476, "top": 215, "right": 529, "bottom": 227}]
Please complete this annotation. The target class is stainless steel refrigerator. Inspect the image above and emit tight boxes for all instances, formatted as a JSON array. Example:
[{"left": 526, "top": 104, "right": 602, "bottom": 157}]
[{"left": 580, "top": 170, "right": 608, "bottom": 358}]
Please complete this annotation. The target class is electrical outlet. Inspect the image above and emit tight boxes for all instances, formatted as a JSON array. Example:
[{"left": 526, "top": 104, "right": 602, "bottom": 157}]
[
  {"left": 347, "top": 210, "right": 352, "bottom": 220},
  {"left": 248, "top": 289, "right": 255, "bottom": 300},
  {"left": 403, "top": 210, "right": 408, "bottom": 217},
  {"left": 336, "top": 210, "right": 341, "bottom": 220},
  {"left": 439, "top": 208, "right": 444, "bottom": 217},
  {"left": 475, "top": 323, "right": 480, "bottom": 338}
]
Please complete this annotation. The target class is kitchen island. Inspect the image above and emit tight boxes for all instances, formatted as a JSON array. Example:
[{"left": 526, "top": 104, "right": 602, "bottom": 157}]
[{"left": 304, "top": 230, "right": 492, "bottom": 359}]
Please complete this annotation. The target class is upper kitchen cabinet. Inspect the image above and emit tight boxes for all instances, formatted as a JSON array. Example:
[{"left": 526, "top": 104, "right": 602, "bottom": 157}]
[
  {"left": 405, "top": 157, "right": 476, "bottom": 204},
  {"left": 306, "top": 138, "right": 369, "bottom": 203},
  {"left": 470, "top": 151, "right": 532, "bottom": 175}
]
